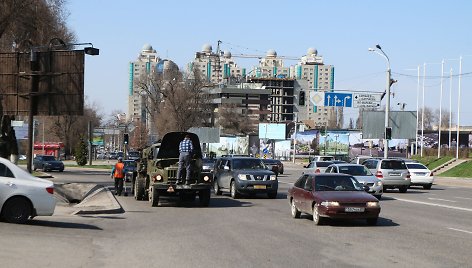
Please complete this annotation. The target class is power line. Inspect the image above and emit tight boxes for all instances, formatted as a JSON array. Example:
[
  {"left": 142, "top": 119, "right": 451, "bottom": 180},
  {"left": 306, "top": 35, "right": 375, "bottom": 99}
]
[{"left": 392, "top": 71, "right": 472, "bottom": 78}]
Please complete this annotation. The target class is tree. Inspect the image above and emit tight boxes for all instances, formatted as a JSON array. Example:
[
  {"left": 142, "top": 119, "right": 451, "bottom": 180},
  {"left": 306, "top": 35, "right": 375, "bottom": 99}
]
[
  {"left": 130, "top": 121, "right": 149, "bottom": 149},
  {"left": 74, "top": 136, "right": 87, "bottom": 166},
  {"left": 218, "top": 104, "right": 255, "bottom": 135},
  {"left": 436, "top": 108, "right": 453, "bottom": 129},
  {"left": 418, "top": 107, "right": 437, "bottom": 130}
]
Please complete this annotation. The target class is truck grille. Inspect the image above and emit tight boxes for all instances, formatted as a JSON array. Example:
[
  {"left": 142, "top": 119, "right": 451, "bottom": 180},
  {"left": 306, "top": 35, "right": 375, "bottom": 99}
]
[{"left": 167, "top": 169, "right": 177, "bottom": 183}]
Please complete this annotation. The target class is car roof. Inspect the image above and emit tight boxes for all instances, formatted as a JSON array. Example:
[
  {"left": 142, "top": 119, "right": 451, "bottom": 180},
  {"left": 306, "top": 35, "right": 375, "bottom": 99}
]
[
  {"left": 307, "top": 173, "right": 353, "bottom": 178},
  {"left": 330, "top": 163, "right": 365, "bottom": 167}
]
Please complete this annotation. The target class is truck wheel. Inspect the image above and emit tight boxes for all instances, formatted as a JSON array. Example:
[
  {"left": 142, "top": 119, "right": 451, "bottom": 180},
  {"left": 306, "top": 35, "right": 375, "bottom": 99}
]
[
  {"left": 199, "top": 189, "right": 211, "bottom": 207},
  {"left": 134, "top": 178, "right": 145, "bottom": 201},
  {"left": 148, "top": 186, "right": 159, "bottom": 207}
]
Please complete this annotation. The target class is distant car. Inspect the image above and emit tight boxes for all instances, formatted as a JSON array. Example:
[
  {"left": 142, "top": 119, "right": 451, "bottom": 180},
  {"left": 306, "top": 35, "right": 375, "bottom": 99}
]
[
  {"left": 362, "top": 158, "right": 411, "bottom": 193},
  {"left": 405, "top": 162, "right": 434, "bottom": 189},
  {"left": 127, "top": 151, "right": 140, "bottom": 161},
  {"left": 18, "top": 155, "right": 27, "bottom": 160},
  {"left": 350, "top": 156, "right": 373, "bottom": 164},
  {"left": 303, "top": 161, "right": 334, "bottom": 174},
  {"left": 201, "top": 158, "right": 216, "bottom": 180},
  {"left": 213, "top": 157, "right": 278, "bottom": 199},
  {"left": 287, "top": 173, "right": 381, "bottom": 225},
  {"left": 311, "top": 155, "right": 335, "bottom": 162},
  {"left": 325, "top": 163, "right": 383, "bottom": 199},
  {"left": 0, "top": 157, "right": 56, "bottom": 224},
  {"left": 33, "top": 155, "right": 64, "bottom": 172},
  {"left": 109, "top": 152, "right": 117, "bottom": 160},
  {"left": 262, "top": 159, "right": 283, "bottom": 175}
]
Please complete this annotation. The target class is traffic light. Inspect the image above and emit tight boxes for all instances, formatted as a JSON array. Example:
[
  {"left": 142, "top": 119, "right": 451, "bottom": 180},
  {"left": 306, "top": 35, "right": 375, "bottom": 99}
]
[
  {"left": 299, "top": 91, "right": 305, "bottom": 105},
  {"left": 124, "top": 133, "right": 129, "bottom": 144},
  {"left": 385, "top": 127, "right": 392, "bottom": 140}
]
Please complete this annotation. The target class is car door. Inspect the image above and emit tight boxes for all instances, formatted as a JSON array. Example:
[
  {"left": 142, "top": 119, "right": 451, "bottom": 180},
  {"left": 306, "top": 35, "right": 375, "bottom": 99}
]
[
  {"left": 220, "top": 159, "right": 233, "bottom": 189},
  {"left": 291, "top": 175, "right": 308, "bottom": 212},
  {"left": 0, "top": 163, "right": 16, "bottom": 208},
  {"left": 301, "top": 177, "right": 315, "bottom": 212}
]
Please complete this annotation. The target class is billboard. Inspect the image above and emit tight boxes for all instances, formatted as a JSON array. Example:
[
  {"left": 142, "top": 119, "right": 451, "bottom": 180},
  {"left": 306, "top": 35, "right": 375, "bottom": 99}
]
[
  {"left": 362, "top": 111, "right": 416, "bottom": 139},
  {"left": 258, "top": 123, "right": 286, "bottom": 140}
]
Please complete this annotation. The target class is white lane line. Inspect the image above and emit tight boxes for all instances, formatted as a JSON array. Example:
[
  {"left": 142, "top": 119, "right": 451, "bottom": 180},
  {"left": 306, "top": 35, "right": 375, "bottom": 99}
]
[
  {"left": 455, "top": 197, "right": 472, "bottom": 200},
  {"left": 278, "top": 181, "right": 293, "bottom": 185},
  {"left": 448, "top": 228, "right": 472, "bottom": 235},
  {"left": 394, "top": 198, "right": 472, "bottom": 212},
  {"left": 428, "top": 198, "right": 457, "bottom": 203}
]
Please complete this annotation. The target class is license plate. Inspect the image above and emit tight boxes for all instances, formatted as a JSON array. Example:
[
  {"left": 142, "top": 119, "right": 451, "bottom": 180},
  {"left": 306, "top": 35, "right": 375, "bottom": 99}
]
[
  {"left": 389, "top": 172, "right": 401, "bottom": 176},
  {"left": 345, "top": 207, "right": 365, "bottom": 212},
  {"left": 253, "top": 185, "right": 266, "bottom": 190},
  {"left": 415, "top": 172, "right": 427, "bottom": 176}
]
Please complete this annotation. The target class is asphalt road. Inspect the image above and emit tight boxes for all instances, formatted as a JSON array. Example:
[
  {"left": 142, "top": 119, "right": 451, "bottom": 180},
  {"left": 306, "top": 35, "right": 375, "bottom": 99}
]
[{"left": 1, "top": 164, "right": 471, "bottom": 268}]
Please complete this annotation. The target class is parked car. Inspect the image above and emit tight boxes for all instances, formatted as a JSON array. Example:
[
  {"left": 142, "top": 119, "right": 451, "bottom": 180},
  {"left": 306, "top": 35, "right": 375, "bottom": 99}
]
[
  {"left": 262, "top": 159, "right": 284, "bottom": 175},
  {"left": 405, "top": 162, "right": 434, "bottom": 189},
  {"left": 303, "top": 161, "right": 334, "bottom": 174},
  {"left": 350, "top": 156, "right": 373, "bottom": 164},
  {"left": 287, "top": 173, "right": 381, "bottom": 225},
  {"left": 213, "top": 157, "right": 278, "bottom": 199},
  {"left": 33, "top": 155, "right": 64, "bottom": 172},
  {"left": 108, "top": 152, "right": 117, "bottom": 160},
  {"left": 127, "top": 151, "right": 140, "bottom": 161},
  {"left": 0, "top": 157, "right": 56, "bottom": 224},
  {"left": 18, "top": 155, "right": 27, "bottom": 160},
  {"left": 325, "top": 163, "right": 383, "bottom": 199},
  {"left": 201, "top": 158, "right": 217, "bottom": 180},
  {"left": 362, "top": 158, "right": 411, "bottom": 193}
]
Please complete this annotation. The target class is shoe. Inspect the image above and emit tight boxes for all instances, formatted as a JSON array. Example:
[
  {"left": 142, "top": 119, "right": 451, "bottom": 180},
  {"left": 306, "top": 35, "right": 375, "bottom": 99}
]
[
  {"left": 185, "top": 181, "right": 191, "bottom": 185},
  {"left": 115, "top": 192, "right": 118, "bottom": 195}
]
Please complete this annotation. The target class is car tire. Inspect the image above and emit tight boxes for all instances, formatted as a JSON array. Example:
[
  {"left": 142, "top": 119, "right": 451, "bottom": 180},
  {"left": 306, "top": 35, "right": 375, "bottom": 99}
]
[
  {"left": 199, "top": 189, "right": 211, "bottom": 207},
  {"left": 312, "top": 205, "right": 323, "bottom": 225},
  {"left": 149, "top": 186, "right": 159, "bottom": 207},
  {"left": 230, "top": 181, "right": 240, "bottom": 199},
  {"left": 33, "top": 165, "right": 37, "bottom": 171},
  {"left": 134, "top": 178, "right": 145, "bottom": 201},
  {"left": 367, "top": 217, "right": 378, "bottom": 226},
  {"left": 267, "top": 191, "right": 277, "bottom": 199},
  {"left": 59, "top": 169, "right": 64, "bottom": 172},
  {"left": 374, "top": 195, "right": 382, "bottom": 200},
  {"left": 423, "top": 184, "right": 432, "bottom": 190},
  {"left": 1, "top": 197, "right": 31, "bottom": 224},
  {"left": 213, "top": 180, "right": 222, "bottom": 195},
  {"left": 399, "top": 186, "right": 408, "bottom": 193},
  {"left": 290, "top": 199, "right": 301, "bottom": 218}
]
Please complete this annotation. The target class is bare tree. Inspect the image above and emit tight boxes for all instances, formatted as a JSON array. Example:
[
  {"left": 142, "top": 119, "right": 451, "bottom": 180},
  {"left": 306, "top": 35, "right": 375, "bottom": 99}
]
[
  {"left": 418, "top": 107, "right": 437, "bottom": 130},
  {"left": 218, "top": 104, "right": 255, "bottom": 135},
  {"left": 436, "top": 108, "right": 454, "bottom": 129},
  {"left": 130, "top": 121, "right": 149, "bottom": 150}
]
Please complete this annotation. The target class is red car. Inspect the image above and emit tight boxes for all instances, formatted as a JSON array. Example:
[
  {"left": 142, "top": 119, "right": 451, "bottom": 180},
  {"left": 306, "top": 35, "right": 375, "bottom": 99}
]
[{"left": 288, "top": 173, "right": 381, "bottom": 225}]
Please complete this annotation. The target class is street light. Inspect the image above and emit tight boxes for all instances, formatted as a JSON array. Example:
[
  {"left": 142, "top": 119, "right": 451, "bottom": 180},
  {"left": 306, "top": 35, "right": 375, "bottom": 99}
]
[
  {"left": 369, "top": 44, "right": 391, "bottom": 158},
  {"left": 455, "top": 55, "right": 472, "bottom": 158},
  {"left": 404, "top": 66, "right": 420, "bottom": 155}
]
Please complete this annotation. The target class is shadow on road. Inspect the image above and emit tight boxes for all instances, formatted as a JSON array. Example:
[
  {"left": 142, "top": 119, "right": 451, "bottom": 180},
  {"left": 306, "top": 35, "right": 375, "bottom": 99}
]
[
  {"left": 154, "top": 195, "right": 253, "bottom": 208},
  {"left": 26, "top": 219, "right": 102, "bottom": 230},
  {"left": 299, "top": 215, "right": 398, "bottom": 227}
]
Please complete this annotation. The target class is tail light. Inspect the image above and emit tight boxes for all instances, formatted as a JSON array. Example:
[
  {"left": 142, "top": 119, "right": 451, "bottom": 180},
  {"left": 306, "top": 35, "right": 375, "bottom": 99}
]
[
  {"left": 315, "top": 168, "right": 320, "bottom": 173},
  {"left": 375, "top": 171, "right": 383, "bottom": 179},
  {"left": 46, "top": 187, "right": 54, "bottom": 194},
  {"left": 406, "top": 172, "right": 411, "bottom": 179}
]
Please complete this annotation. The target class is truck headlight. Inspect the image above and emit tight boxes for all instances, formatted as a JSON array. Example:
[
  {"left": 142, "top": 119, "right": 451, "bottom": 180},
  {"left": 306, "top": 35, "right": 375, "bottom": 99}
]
[
  {"left": 270, "top": 175, "right": 277, "bottom": 181},
  {"left": 238, "top": 174, "right": 248, "bottom": 180},
  {"left": 203, "top": 176, "right": 210, "bottom": 182},
  {"left": 155, "top": 175, "right": 162, "bottom": 181}
]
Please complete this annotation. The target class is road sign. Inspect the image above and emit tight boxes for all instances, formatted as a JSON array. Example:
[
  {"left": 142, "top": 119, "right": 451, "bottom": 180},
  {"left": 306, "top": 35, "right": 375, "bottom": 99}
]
[
  {"left": 324, "top": 92, "right": 352, "bottom": 107},
  {"left": 352, "top": 93, "right": 382, "bottom": 108},
  {"left": 309, "top": 92, "right": 325, "bottom": 106}
]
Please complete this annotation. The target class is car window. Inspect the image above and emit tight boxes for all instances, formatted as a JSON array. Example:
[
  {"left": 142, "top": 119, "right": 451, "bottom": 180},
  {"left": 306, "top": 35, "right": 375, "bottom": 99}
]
[
  {"left": 232, "top": 159, "right": 265, "bottom": 170},
  {"left": 338, "top": 165, "right": 372, "bottom": 176},
  {"left": 0, "top": 163, "right": 14, "bottom": 178},
  {"left": 325, "top": 166, "right": 332, "bottom": 173},
  {"left": 225, "top": 160, "right": 232, "bottom": 169},
  {"left": 294, "top": 175, "right": 308, "bottom": 188},
  {"left": 316, "top": 161, "right": 333, "bottom": 167},
  {"left": 304, "top": 177, "right": 314, "bottom": 190},
  {"left": 406, "top": 163, "right": 427, "bottom": 169},
  {"left": 43, "top": 155, "right": 56, "bottom": 161},
  {"left": 381, "top": 160, "right": 406, "bottom": 169},
  {"left": 315, "top": 175, "right": 363, "bottom": 191}
]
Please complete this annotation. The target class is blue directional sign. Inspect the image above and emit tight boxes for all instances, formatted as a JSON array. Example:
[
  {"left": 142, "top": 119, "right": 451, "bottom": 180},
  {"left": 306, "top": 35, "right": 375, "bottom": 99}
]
[{"left": 324, "top": 92, "right": 353, "bottom": 107}]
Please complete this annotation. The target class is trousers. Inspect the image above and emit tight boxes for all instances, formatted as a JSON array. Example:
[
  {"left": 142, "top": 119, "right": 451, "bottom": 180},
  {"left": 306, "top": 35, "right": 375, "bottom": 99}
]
[
  {"left": 114, "top": 178, "right": 124, "bottom": 195},
  {"left": 176, "top": 152, "right": 192, "bottom": 182}
]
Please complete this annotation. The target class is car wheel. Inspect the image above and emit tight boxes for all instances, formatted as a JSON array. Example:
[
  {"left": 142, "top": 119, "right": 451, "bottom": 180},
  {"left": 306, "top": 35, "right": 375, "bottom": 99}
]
[
  {"left": 399, "top": 186, "right": 408, "bottom": 193},
  {"left": 148, "top": 186, "right": 159, "bottom": 207},
  {"left": 1, "top": 197, "right": 31, "bottom": 224},
  {"left": 199, "top": 189, "right": 211, "bottom": 207},
  {"left": 230, "top": 181, "right": 240, "bottom": 199},
  {"left": 213, "top": 180, "right": 222, "bottom": 195},
  {"left": 59, "top": 169, "right": 64, "bottom": 172},
  {"left": 267, "top": 191, "right": 277, "bottom": 199},
  {"left": 33, "top": 165, "right": 37, "bottom": 171},
  {"left": 367, "top": 217, "right": 378, "bottom": 226},
  {"left": 423, "top": 184, "right": 432, "bottom": 190},
  {"left": 374, "top": 195, "right": 382, "bottom": 200},
  {"left": 134, "top": 178, "right": 145, "bottom": 201},
  {"left": 312, "top": 205, "right": 323, "bottom": 225},
  {"left": 290, "top": 199, "right": 301, "bottom": 218}
]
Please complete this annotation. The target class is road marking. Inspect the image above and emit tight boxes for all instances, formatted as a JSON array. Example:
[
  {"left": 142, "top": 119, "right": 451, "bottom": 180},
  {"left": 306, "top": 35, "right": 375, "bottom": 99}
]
[
  {"left": 455, "top": 197, "right": 472, "bottom": 200},
  {"left": 393, "top": 198, "right": 472, "bottom": 212},
  {"left": 428, "top": 198, "right": 456, "bottom": 203},
  {"left": 448, "top": 228, "right": 472, "bottom": 235},
  {"left": 278, "top": 181, "right": 293, "bottom": 185}
]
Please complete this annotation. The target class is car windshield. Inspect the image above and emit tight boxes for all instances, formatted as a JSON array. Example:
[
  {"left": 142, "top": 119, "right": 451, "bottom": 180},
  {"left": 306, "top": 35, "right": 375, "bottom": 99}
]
[
  {"left": 406, "top": 163, "right": 427, "bottom": 169},
  {"left": 124, "top": 161, "right": 137, "bottom": 168},
  {"left": 315, "top": 175, "right": 363, "bottom": 191},
  {"left": 338, "top": 165, "right": 373, "bottom": 176},
  {"left": 263, "top": 159, "right": 277, "bottom": 164},
  {"left": 380, "top": 160, "right": 406, "bottom": 169},
  {"left": 42, "top": 156, "right": 56, "bottom": 161},
  {"left": 203, "top": 158, "right": 216, "bottom": 164},
  {"left": 233, "top": 159, "right": 266, "bottom": 170},
  {"left": 128, "top": 152, "right": 139, "bottom": 157},
  {"left": 316, "top": 161, "right": 333, "bottom": 167}
]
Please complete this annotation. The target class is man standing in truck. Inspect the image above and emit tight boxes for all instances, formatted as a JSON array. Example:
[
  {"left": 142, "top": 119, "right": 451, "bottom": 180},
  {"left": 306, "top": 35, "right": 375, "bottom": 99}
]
[{"left": 177, "top": 135, "right": 193, "bottom": 185}]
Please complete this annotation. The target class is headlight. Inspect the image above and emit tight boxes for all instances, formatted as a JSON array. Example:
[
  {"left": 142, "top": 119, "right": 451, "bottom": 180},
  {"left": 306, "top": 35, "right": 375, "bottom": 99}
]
[
  {"left": 270, "top": 175, "right": 277, "bottom": 181},
  {"left": 156, "top": 175, "right": 162, "bottom": 181},
  {"left": 321, "top": 201, "right": 340, "bottom": 207},
  {"left": 203, "top": 176, "right": 210, "bottom": 182},
  {"left": 238, "top": 174, "right": 248, "bottom": 180},
  {"left": 367, "top": 201, "right": 380, "bottom": 207}
]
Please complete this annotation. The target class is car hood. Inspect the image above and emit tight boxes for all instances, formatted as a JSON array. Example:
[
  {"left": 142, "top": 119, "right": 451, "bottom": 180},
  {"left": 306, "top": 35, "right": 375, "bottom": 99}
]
[
  {"left": 43, "top": 160, "right": 63, "bottom": 165},
  {"left": 156, "top": 132, "right": 202, "bottom": 159},
  {"left": 352, "top": 175, "right": 379, "bottom": 184},
  {"left": 235, "top": 169, "right": 275, "bottom": 175},
  {"left": 316, "top": 191, "right": 378, "bottom": 202}
]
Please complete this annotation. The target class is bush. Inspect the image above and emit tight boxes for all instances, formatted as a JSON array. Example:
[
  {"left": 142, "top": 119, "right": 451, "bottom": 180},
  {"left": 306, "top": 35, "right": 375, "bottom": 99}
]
[{"left": 74, "top": 137, "right": 88, "bottom": 166}]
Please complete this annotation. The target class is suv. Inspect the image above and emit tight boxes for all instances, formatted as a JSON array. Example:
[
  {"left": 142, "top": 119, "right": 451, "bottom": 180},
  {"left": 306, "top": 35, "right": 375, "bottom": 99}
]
[
  {"left": 362, "top": 158, "right": 411, "bottom": 193},
  {"left": 134, "top": 132, "right": 211, "bottom": 207},
  {"left": 213, "top": 157, "right": 278, "bottom": 199}
]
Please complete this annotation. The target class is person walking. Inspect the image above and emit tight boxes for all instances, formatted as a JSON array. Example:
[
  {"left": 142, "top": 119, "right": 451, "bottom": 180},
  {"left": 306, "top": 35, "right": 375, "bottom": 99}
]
[
  {"left": 111, "top": 157, "right": 126, "bottom": 195},
  {"left": 177, "top": 135, "right": 193, "bottom": 185}
]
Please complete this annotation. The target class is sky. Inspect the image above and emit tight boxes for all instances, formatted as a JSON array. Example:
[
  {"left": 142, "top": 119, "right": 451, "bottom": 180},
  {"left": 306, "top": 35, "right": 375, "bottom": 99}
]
[{"left": 66, "top": 0, "right": 472, "bottom": 127}]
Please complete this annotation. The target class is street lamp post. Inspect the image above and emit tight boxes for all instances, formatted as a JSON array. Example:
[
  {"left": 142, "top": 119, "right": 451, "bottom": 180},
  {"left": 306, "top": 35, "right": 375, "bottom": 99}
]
[
  {"left": 369, "top": 44, "right": 391, "bottom": 158},
  {"left": 404, "top": 66, "right": 421, "bottom": 155}
]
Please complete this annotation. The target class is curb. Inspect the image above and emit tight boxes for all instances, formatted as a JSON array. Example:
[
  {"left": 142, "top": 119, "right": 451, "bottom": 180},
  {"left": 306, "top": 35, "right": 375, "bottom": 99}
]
[{"left": 72, "top": 186, "right": 124, "bottom": 215}]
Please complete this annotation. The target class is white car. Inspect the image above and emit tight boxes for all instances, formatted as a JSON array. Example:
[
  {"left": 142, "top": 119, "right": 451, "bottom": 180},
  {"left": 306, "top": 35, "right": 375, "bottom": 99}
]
[
  {"left": 303, "top": 161, "right": 334, "bottom": 174},
  {"left": 0, "top": 157, "right": 56, "bottom": 224},
  {"left": 325, "top": 163, "right": 383, "bottom": 199},
  {"left": 405, "top": 162, "right": 434, "bottom": 189}
]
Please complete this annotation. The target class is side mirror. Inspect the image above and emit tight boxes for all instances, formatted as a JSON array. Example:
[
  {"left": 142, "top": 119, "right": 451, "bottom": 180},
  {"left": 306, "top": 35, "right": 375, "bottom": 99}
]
[
  {"left": 224, "top": 166, "right": 230, "bottom": 171},
  {"left": 363, "top": 185, "right": 370, "bottom": 192}
]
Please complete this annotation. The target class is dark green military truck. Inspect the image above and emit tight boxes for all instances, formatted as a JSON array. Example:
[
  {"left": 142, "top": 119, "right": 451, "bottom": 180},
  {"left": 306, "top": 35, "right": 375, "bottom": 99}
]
[{"left": 134, "top": 132, "right": 211, "bottom": 207}]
